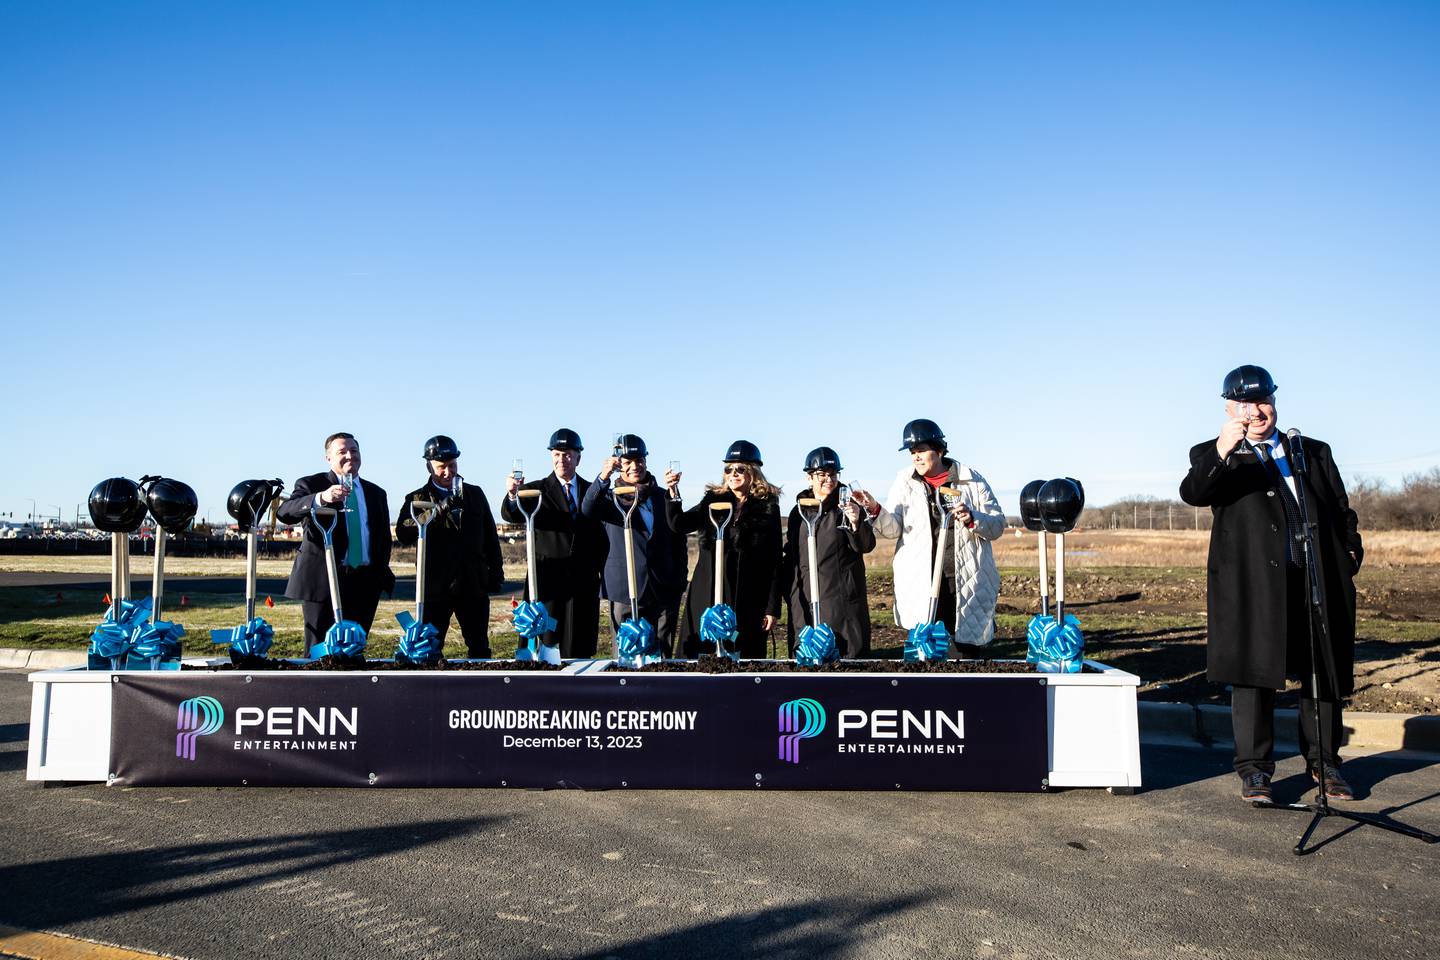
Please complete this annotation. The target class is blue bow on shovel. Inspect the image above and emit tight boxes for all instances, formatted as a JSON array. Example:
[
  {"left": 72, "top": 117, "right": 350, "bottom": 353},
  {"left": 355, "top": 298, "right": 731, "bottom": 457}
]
[
  {"left": 88, "top": 597, "right": 154, "bottom": 670},
  {"left": 700, "top": 603, "right": 739, "bottom": 659},
  {"left": 512, "top": 601, "right": 562, "bottom": 664},
  {"left": 904, "top": 622, "right": 951, "bottom": 662},
  {"left": 1026, "top": 613, "right": 1084, "bottom": 673},
  {"left": 615, "top": 617, "right": 660, "bottom": 668},
  {"left": 795, "top": 623, "right": 838, "bottom": 666},
  {"left": 210, "top": 618, "right": 275, "bottom": 660},
  {"left": 312, "top": 620, "right": 367, "bottom": 659},
  {"left": 126, "top": 619, "right": 184, "bottom": 671},
  {"left": 394, "top": 610, "right": 443, "bottom": 665}
]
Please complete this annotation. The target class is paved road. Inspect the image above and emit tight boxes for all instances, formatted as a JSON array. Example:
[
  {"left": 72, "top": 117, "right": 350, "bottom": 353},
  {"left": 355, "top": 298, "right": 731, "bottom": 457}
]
[{"left": 1, "top": 670, "right": 1436, "bottom": 960}]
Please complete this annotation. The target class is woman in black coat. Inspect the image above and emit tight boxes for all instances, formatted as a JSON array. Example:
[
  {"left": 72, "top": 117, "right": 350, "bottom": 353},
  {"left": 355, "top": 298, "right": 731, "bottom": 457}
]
[
  {"left": 666, "top": 441, "right": 783, "bottom": 659},
  {"left": 783, "top": 447, "right": 876, "bottom": 658}
]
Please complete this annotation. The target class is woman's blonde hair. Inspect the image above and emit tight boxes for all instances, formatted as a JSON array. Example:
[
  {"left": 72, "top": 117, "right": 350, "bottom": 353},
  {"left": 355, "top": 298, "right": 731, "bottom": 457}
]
[{"left": 706, "top": 462, "right": 780, "bottom": 501}]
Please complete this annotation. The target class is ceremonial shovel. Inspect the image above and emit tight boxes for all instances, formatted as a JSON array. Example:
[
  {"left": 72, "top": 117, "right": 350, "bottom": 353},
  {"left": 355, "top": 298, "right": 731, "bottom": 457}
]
[
  {"left": 513, "top": 489, "right": 562, "bottom": 664},
  {"left": 409, "top": 498, "right": 439, "bottom": 633},
  {"left": 612, "top": 484, "right": 645, "bottom": 624},
  {"left": 704, "top": 500, "right": 738, "bottom": 658},
  {"left": 796, "top": 498, "right": 823, "bottom": 628}
]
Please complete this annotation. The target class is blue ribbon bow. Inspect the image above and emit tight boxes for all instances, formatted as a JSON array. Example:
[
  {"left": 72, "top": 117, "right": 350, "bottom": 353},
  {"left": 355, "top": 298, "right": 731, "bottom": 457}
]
[
  {"left": 615, "top": 617, "right": 660, "bottom": 667},
  {"left": 904, "top": 621, "right": 951, "bottom": 662},
  {"left": 209, "top": 618, "right": 275, "bottom": 659},
  {"left": 312, "top": 620, "right": 367, "bottom": 659},
  {"left": 88, "top": 597, "right": 158, "bottom": 669},
  {"left": 1026, "top": 614, "right": 1084, "bottom": 673},
  {"left": 126, "top": 619, "right": 185, "bottom": 670},
  {"left": 394, "top": 611, "right": 443, "bottom": 664},
  {"left": 795, "top": 623, "right": 838, "bottom": 666},
  {"left": 512, "top": 600, "right": 557, "bottom": 640},
  {"left": 700, "top": 604, "right": 739, "bottom": 657}
]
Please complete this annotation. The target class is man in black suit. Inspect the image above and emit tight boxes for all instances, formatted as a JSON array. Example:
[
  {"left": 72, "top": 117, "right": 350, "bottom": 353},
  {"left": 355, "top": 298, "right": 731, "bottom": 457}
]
[
  {"left": 580, "top": 434, "right": 689, "bottom": 656},
  {"left": 278, "top": 432, "right": 395, "bottom": 656},
  {"left": 500, "top": 429, "right": 608, "bottom": 658},
  {"left": 1180, "top": 365, "right": 1363, "bottom": 804},
  {"left": 395, "top": 435, "right": 504, "bottom": 659}
]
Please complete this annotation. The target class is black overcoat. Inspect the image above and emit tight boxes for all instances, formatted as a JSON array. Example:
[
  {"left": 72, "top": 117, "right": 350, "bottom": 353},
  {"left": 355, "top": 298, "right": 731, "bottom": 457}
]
[
  {"left": 669, "top": 491, "right": 783, "bottom": 659},
  {"left": 499, "top": 473, "right": 608, "bottom": 657},
  {"left": 394, "top": 479, "right": 504, "bottom": 596},
  {"left": 782, "top": 490, "right": 876, "bottom": 658},
  {"left": 277, "top": 471, "right": 396, "bottom": 604},
  {"left": 1179, "top": 434, "right": 1362, "bottom": 697}
]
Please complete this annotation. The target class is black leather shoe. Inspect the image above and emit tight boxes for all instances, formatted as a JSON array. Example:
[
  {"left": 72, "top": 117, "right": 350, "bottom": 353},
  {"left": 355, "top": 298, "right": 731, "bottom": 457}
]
[
  {"left": 1310, "top": 764, "right": 1355, "bottom": 801},
  {"left": 1240, "top": 771, "right": 1273, "bottom": 803}
]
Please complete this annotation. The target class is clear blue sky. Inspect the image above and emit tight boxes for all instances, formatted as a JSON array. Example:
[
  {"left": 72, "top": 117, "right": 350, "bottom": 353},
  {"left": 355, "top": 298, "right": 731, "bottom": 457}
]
[{"left": 3, "top": 1, "right": 1438, "bottom": 525}]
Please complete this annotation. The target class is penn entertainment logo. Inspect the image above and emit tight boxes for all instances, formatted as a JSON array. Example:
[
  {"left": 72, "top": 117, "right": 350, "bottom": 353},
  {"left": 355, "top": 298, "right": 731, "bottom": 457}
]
[
  {"left": 777, "top": 698, "right": 826, "bottom": 764},
  {"left": 176, "top": 696, "right": 225, "bottom": 761}
]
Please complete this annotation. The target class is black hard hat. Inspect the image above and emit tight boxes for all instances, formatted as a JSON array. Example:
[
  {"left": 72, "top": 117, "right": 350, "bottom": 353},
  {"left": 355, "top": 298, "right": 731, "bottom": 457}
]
[
  {"left": 614, "top": 434, "right": 649, "bottom": 459},
  {"left": 899, "top": 418, "right": 946, "bottom": 451},
  {"left": 227, "top": 479, "right": 280, "bottom": 533},
  {"left": 803, "top": 446, "right": 843, "bottom": 473},
  {"left": 1018, "top": 479, "right": 1046, "bottom": 533},
  {"left": 547, "top": 428, "right": 583, "bottom": 451},
  {"left": 88, "top": 478, "right": 147, "bottom": 533},
  {"left": 1221, "top": 365, "right": 1277, "bottom": 402},
  {"left": 1038, "top": 477, "right": 1086, "bottom": 534},
  {"left": 143, "top": 478, "right": 199, "bottom": 534},
  {"left": 724, "top": 440, "right": 763, "bottom": 466},
  {"left": 422, "top": 435, "right": 461, "bottom": 462}
]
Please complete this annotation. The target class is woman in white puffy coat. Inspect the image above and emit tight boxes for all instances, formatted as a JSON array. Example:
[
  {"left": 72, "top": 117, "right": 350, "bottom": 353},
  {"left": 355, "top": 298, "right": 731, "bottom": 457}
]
[{"left": 854, "top": 419, "right": 1006, "bottom": 654}]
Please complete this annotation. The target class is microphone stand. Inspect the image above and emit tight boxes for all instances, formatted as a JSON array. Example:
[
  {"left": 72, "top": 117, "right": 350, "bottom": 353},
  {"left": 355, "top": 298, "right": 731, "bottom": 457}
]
[{"left": 1262, "top": 430, "right": 1438, "bottom": 854}]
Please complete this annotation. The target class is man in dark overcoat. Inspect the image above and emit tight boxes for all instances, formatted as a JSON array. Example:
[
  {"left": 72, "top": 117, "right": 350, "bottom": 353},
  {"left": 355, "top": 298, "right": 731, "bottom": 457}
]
[
  {"left": 278, "top": 432, "right": 396, "bottom": 656},
  {"left": 500, "top": 428, "right": 608, "bottom": 658},
  {"left": 1179, "top": 365, "right": 1363, "bottom": 803},
  {"left": 394, "top": 435, "right": 504, "bottom": 658}
]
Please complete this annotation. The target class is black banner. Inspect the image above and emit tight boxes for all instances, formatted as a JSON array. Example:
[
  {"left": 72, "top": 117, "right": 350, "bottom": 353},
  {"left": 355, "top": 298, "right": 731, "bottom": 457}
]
[{"left": 112, "top": 672, "right": 1048, "bottom": 791}]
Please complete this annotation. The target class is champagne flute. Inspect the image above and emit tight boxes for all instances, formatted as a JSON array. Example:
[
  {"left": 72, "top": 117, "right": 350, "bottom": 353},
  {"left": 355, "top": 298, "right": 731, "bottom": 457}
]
[
  {"left": 667, "top": 460, "right": 682, "bottom": 501},
  {"left": 511, "top": 459, "right": 525, "bottom": 484},
  {"left": 1235, "top": 402, "right": 1254, "bottom": 457},
  {"left": 836, "top": 483, "right": 853, "bottom": 530},
  {"left": 339, "top": 472, "right": 355, "bottom": 512}
]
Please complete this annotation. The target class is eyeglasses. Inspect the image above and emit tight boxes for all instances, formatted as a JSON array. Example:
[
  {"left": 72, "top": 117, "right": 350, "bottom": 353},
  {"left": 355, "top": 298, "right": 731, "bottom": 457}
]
[
  {"left": 723, "top": 465, "right": 749, "bottom": 476},
  {"left": 809, "top": 470, "right": 838, "bottom": 480}
]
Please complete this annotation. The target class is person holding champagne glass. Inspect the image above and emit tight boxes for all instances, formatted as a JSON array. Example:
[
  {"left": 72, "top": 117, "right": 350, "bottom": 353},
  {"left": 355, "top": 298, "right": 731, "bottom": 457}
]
[
  {"left": 852, "top": 418, "right": 1006, "bottom": 657},
  {"left": 667, "top": 440, "right": 784, "bottom": 659},
  {"left": 781, "top": 446, "right": 876, "bottom": 658}
]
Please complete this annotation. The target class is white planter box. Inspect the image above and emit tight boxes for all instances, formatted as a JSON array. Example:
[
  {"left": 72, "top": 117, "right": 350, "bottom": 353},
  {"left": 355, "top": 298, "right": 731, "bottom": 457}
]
[{"left": 27, "top": 659, "right": 1141, "bottom": 790}]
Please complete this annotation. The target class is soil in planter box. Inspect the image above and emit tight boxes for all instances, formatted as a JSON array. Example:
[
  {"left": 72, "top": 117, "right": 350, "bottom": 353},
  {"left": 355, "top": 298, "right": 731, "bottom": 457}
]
[
  {"left": 621, "top": 656, "right": 1098, "bottom": 674},
  {"left": 186, "top": 657, "right": 563, "bottom": 672}
]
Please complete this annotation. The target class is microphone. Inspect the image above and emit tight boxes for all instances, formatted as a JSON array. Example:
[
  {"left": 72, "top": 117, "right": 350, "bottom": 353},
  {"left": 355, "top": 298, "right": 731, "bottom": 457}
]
[{"left": 1287, "top": 428, "right": 1307, "bottom": 474}]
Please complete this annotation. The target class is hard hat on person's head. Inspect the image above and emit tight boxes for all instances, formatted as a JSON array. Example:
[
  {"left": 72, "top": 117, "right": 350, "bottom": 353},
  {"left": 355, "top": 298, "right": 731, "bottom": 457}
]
[
  {"left": 547, "top": 428, "right": 583, "bottom": 452},
  {"left": 1221, "top": 365, "right": 1277, "bottom": 402},
  {"left": 422, "top": 435, "right": 461, "bottom": 462},
  {"left": 899, "top": 418, "right": 946, "bottom": 452},
  {"left": 88, "top": 478, "right": 147, "bottom": 533},
  {"left": 724, "top": 440, "right": 763, "bottom": 466},
  {"left": 615, "top": 434, "right": 649, "bottom": 459},
  {"left": 803, "top": 447, "right": 842, "bottom": 473}
]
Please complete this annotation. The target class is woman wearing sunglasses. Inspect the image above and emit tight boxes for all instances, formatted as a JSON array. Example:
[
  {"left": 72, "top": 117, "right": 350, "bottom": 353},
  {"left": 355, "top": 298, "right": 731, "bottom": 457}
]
[
  {"left": 852, "top": 418, "right": 1006, "bottom": 657},
  {"left": 666, "top": 440, "right": 783, "bottom": 658},
  {"left": 781, "top": 446, "right": 876, "bottom": 658}
]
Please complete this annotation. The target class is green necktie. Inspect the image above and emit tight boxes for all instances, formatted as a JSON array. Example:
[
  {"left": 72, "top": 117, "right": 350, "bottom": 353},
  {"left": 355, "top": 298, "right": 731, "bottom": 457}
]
[{"left": 345, "top": 481, "right": 365, "bottom": 567}]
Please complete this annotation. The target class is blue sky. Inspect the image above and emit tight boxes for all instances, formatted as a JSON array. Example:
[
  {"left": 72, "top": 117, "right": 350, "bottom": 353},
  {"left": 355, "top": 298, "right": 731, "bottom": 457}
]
[{"left": 3, "top": 1, "right": 1438, "bottom": 525}]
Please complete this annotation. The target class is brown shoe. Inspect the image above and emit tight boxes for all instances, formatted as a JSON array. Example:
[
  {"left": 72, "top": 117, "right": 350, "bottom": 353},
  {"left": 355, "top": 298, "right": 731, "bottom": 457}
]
[{"left": 1310, "top": 764, "right": 1355, "bottom": 801}]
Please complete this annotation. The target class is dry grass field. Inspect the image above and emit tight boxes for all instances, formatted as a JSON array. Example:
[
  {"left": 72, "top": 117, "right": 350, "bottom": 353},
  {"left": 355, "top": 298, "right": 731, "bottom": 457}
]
[{"left": 3, "top": 529, "right": 1437, "bottom": 714}]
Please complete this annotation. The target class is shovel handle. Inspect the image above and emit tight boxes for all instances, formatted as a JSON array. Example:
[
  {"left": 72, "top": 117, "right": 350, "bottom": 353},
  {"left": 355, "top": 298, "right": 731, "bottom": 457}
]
[
  {"left": 930, "top": 522, "right": 948, "bottom": 602},
  {"left": 245, "top": 530, "right": 259, "bottom": 622},
  {"left": 1054, "top": 532, "right": 1065, "bottom": 625},
  {"left": 151, "top": 531, "right": 167, "bottom": 621},
  {"left": 1037, "top": 530, "right": 1049, "bottom": 618}
]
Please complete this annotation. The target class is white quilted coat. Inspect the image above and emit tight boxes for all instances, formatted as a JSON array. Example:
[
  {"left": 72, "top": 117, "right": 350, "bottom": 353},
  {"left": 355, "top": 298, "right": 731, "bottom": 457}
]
[{"left": 874, "top": 461, "right": 1005, "bottom": 646}]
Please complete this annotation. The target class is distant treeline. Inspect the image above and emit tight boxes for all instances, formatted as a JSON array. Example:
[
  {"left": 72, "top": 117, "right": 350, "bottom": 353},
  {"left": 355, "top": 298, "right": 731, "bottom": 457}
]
[
  {"left": 1084, "top": 468, "right": 1440, "bottom": 532},
  {"left": 0, "top": 536, "right": 301, "bottom": 558}
]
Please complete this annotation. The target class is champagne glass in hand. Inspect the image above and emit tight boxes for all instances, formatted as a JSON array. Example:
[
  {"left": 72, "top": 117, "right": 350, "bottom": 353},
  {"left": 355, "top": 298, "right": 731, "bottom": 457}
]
[
  {"left": 1235, "top": 402, "right": 1254, "bottom": 457},
  {"left": 667, "top": 460, "right": 682, "bottom": 501}
]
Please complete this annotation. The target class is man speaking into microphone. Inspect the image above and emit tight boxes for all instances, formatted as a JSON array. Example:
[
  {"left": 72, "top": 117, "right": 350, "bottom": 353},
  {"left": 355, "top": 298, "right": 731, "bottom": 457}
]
[{"left": 1180, "top": 365, "right": 1363, "bottom": 804}]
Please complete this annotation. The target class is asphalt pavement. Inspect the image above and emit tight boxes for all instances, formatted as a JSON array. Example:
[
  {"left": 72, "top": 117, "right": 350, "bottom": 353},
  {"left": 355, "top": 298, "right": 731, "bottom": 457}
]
[{"left": 1, "top": 669, "right": 1437, "bottom": 960}]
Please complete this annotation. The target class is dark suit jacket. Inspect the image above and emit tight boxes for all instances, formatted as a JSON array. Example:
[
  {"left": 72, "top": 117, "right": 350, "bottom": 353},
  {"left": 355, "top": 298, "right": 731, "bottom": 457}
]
[
  {"left": 395, "top": 480, "right": 505, "bottom": 595},
  {"left": 1179, "top": 433, "right": 1362, "bottom": 696},
  {"left": 278, "top": 471, "right": 396, "bottom": 604},
  {"left": 580, "top": 473, "right": 688, "bottom": 606},
  {"left": 498, "top": 473, "right": 607, "bottom": 602}
]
